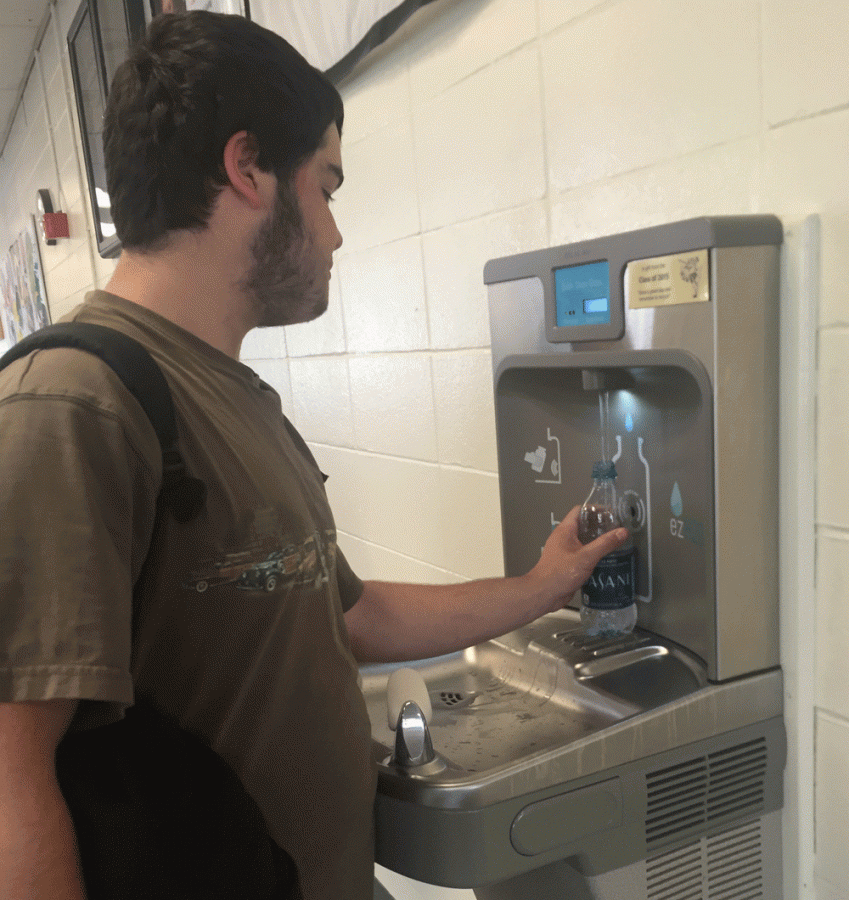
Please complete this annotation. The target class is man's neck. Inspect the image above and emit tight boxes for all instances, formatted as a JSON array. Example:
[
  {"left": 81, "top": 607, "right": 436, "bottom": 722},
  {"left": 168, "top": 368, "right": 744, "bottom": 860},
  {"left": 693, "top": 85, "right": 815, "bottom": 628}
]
[{"left": 105, "top": 235, "right": 256, "bottom": 359}]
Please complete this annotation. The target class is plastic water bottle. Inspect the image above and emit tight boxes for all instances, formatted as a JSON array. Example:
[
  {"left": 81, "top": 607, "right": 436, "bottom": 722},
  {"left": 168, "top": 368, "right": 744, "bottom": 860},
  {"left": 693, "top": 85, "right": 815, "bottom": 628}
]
[{"left": 577, "top": 460, "right": 637, "bottom": 637}]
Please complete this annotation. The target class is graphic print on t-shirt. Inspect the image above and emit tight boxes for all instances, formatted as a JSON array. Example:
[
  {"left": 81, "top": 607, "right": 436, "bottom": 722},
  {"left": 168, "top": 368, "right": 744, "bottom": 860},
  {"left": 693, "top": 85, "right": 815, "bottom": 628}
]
[{"left": 181, "top": 508, "right": 337, "bottom": 595}]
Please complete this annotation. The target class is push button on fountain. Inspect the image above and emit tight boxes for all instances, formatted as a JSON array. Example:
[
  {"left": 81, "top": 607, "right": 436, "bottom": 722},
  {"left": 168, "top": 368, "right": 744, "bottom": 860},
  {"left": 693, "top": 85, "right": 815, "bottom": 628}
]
[{"left": 510, "top": 778, "right": 622, "bottom": 856}]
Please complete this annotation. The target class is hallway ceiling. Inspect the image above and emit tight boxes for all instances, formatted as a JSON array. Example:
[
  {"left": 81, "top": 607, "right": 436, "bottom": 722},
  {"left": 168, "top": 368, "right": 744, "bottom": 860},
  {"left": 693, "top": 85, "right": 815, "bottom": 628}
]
[{"left": 0, "top": 0, "right": 51, "bottom": 158}]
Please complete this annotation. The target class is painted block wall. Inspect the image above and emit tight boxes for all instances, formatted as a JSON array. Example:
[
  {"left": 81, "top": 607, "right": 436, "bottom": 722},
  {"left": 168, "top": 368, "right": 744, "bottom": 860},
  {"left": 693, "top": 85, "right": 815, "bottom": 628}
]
[
  {"left": 0, "top": 0, "right": 122, "bottom": 356},
  {"left": 0, "top": 1, "right": 846, "bottom": 898}
]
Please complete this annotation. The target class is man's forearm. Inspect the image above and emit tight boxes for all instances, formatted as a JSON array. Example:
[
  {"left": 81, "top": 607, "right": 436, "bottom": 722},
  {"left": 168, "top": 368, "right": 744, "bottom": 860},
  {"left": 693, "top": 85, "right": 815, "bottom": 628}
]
[
  {"left": 0, "top": 774, "right": 87, "bottom": 900},
  {"left": 0, "top": 700, "right": 87, "bottom": 900},
  {"left": 346, "top": 573, "right": 555, "bottom": 663}
]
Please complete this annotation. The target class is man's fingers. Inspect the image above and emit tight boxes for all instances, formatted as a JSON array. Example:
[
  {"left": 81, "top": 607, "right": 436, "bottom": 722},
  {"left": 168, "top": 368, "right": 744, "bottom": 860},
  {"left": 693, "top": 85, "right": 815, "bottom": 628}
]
[
  {"left": 561, "top": 505, "right": 581, "bottom": 527},
  {"left": 584, "top": 528, "right": 628, "bottom": 563}
]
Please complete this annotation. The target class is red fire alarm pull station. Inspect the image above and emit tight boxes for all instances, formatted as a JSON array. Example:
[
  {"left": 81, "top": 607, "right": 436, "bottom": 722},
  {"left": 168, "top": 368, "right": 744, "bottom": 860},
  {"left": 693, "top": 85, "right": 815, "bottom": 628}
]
[
  {"left": 36, "top": 189, "right": 70, "bottom": 244},
  {"left": 42, "top": 212, "right": 70, "bottom": 241}
]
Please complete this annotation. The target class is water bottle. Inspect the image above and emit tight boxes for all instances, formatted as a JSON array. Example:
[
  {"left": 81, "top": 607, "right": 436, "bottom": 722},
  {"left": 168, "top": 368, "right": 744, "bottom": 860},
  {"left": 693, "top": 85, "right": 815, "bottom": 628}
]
[{"left": 577, "top": 460, "right": 637, "bottom": 637}]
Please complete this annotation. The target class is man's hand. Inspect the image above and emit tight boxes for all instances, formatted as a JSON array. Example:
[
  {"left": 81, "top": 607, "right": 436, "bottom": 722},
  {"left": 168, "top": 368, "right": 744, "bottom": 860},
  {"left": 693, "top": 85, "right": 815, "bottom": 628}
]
[{"left": 526, "top": 505, "right": 628, "bottom": 616}]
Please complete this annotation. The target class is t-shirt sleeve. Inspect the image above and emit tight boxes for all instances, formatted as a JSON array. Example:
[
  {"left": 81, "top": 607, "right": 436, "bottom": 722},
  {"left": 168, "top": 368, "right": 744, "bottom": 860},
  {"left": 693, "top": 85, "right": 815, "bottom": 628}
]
[{"left": 0, "top": 352, "right": 160, "bottom": 713}]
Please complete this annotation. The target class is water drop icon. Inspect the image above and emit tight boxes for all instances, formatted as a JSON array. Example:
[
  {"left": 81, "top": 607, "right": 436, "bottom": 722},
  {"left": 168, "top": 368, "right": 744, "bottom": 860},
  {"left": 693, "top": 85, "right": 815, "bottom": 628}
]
[{"left": 671, "top": 482, "right": 683, "bottom": 518}]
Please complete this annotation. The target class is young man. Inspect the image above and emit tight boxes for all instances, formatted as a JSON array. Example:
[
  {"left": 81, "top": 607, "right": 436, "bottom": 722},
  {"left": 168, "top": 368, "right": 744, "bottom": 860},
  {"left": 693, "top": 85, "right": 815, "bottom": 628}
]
[{"left": 0, "top": 12, "right": 626, "bottom": 900}]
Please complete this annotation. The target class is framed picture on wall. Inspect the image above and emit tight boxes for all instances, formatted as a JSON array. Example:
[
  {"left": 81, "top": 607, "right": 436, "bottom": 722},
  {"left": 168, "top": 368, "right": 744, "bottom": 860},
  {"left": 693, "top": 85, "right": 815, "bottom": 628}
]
[
  {"left": 148, "top": 1, "right": 249, "bottom": 17},
  {"left": 67, "top": 0, "right": 146, "bottom": 258}
]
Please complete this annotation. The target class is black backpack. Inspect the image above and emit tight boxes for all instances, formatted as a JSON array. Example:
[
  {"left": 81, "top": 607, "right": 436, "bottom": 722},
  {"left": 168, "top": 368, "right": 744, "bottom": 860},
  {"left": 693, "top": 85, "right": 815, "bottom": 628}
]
[{"left": 0, "top": 323, "right": 299, "bottom": 899}]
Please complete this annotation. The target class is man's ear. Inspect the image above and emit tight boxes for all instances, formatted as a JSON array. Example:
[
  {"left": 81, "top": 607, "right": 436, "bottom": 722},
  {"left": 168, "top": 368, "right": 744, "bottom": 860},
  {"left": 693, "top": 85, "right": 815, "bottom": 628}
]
[{"left": 221, "top": 130, "right": 266, "bottom": 210}]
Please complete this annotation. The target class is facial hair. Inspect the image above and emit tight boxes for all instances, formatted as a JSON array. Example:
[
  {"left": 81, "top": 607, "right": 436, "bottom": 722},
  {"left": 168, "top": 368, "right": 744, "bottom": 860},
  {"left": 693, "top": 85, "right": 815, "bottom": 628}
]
[{"left": 242, "top": 178, "right": 329, "bottom": 328}]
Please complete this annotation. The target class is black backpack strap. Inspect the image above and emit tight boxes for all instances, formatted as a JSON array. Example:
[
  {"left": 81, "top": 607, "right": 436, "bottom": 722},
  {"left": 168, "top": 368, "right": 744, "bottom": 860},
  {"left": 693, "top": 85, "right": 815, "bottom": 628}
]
[{"left": 0, "top": 322, "right": 206, "bottom": 523}]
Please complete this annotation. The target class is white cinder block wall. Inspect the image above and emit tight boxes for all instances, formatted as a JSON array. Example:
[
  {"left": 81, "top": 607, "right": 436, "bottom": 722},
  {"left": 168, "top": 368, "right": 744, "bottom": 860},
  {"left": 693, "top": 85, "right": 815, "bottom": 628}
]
[{"left": 1, "top": 1, "right": 847, "bottom": 898}]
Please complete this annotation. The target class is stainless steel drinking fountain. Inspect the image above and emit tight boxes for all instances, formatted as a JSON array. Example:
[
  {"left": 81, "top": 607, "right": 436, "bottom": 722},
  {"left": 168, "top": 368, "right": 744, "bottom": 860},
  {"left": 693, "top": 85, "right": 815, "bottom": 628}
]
[{"left": 363, "top": 216, "right": 785, "bottom": 899}]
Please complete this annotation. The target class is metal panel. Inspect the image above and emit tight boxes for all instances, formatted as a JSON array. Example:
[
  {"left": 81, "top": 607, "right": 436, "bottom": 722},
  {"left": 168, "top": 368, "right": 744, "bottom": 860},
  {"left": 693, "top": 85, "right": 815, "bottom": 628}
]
[{"left": 485, "top": 218, "right": 781, "bottom": 682}]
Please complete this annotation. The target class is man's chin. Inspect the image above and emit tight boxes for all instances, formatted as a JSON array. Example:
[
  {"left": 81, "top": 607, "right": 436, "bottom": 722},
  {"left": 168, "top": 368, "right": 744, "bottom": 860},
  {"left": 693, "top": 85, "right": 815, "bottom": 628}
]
[{"left": 256, "top": 291, "right": 329, "bottom": 329}]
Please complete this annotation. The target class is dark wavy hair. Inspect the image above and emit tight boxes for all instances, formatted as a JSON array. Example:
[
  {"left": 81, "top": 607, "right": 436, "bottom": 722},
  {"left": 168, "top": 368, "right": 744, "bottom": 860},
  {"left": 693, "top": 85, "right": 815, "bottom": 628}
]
[{"left": 103, "top": 12, "right": 344, "bottom": 250}]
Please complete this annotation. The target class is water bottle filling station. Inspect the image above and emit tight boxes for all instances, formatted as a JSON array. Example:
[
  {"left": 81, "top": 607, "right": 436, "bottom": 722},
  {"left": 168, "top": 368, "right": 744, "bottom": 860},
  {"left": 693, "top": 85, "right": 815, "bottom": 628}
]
[{"left": 363, "top": 216, "right": 786, "bottom": 900}]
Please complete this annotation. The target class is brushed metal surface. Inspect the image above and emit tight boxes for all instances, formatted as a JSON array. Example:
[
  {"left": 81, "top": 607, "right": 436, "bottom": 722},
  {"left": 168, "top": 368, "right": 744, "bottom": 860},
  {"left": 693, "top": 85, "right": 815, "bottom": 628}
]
[
  {"left": 362, "top": 610, "right": 783, "bottom": 810},
  {"left": 486, "top": 230, "right": 780, "bottom": 682}
]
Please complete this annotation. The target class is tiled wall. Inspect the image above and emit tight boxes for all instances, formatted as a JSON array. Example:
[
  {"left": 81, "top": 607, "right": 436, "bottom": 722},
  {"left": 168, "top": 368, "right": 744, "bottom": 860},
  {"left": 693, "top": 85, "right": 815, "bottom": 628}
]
[{"left": 1, "top": 1, "right": 847, "bottom": 898}]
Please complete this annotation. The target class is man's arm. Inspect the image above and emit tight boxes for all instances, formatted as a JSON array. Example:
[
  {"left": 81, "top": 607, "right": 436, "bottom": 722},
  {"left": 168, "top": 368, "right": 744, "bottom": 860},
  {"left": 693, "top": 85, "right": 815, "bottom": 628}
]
[
  {"left": 344, "top": 505, "right": 627, "bottom": 663},
  {"left": 0, "top": 699, "right": 87, "bottom": 900}
]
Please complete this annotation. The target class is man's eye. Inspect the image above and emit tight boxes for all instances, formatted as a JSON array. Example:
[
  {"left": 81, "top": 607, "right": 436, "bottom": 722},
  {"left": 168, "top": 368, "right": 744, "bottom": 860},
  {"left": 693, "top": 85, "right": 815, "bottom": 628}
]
[{"left": 323, "top": 190, "right": 335, "bottom": 203}]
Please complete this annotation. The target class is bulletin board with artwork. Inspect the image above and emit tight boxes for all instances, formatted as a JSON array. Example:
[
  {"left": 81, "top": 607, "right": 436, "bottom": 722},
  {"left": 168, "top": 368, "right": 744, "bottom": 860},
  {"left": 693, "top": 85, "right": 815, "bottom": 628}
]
[{"left": 0, "top": 219, "right": 52, "bottom": 345}]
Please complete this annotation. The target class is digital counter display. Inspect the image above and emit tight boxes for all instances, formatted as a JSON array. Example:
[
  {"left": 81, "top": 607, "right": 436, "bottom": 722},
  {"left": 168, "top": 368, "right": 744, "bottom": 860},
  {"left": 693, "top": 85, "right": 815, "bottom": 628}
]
[
  {"left": 583, "top": 297, "right": 609, "bottom": 314},
  {"left": 554, "top": 260, "right": 611, "bottom": 327}
]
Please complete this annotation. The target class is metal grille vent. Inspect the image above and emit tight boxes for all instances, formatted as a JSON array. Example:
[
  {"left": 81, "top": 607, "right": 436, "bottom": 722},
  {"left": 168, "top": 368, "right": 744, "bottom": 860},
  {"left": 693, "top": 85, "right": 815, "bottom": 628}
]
[
  {"left": 645, "top": 738, "right": 767, "bottom": 850},
  {"left": 646, "top": 819, "right": 764, "bottom": 900},
  {"left": 645, "top": 841, "right": 703, "bottom": 900},
  {"left": 706, "top": 821, "right": 764, "bottom": 899}
]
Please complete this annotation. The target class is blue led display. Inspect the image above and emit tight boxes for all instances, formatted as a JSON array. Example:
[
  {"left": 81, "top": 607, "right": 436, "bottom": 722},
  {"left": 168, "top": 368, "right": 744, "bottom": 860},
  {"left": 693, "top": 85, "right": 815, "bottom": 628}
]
[
  {"left": 583, "top": 297, "right": 609, "bottom": 314},
  {"left": 554, "top": 260, "right": 611, "bottom": 327}
]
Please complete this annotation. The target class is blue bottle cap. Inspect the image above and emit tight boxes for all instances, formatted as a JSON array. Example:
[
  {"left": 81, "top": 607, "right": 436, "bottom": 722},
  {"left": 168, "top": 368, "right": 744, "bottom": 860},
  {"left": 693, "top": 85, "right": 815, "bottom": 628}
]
[{"left": 592, "top": 460, "right": 617, "bottom": 480}]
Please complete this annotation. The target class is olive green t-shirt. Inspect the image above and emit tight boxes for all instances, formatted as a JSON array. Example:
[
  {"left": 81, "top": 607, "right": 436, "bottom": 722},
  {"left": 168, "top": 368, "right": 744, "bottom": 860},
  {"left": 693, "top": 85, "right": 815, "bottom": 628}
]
[{"left": 0, "top": 291, "right": 377, "bottom": 900}]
